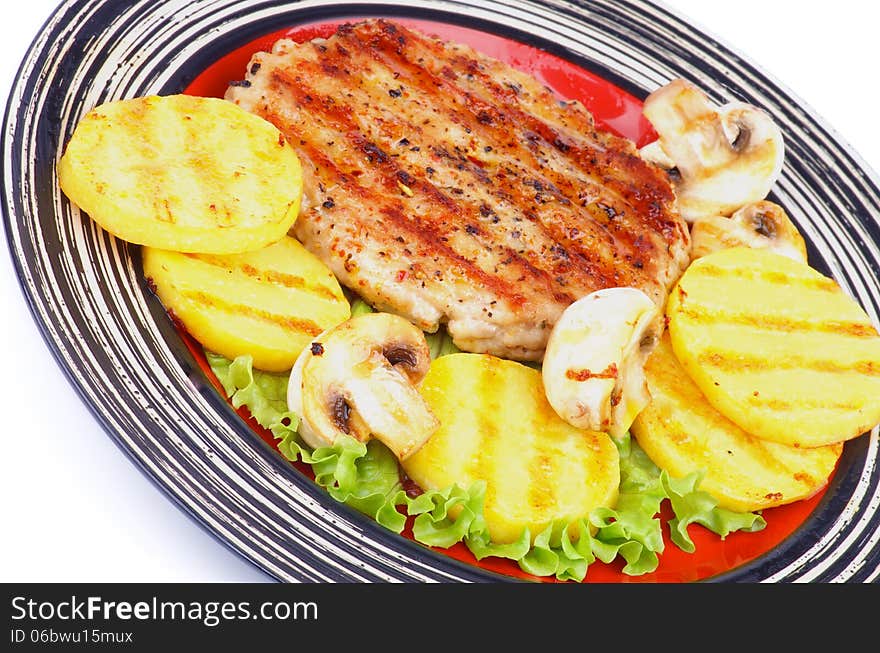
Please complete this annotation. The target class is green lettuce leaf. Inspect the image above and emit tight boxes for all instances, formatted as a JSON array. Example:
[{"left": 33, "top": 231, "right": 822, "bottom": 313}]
[
  {"left": 662, "top": 470, "right": 767, "bottom": 552},
  {"left": 514, "top": 520, "right": 595, "bottom": 580},
  {"left": 349, "top": 297, "right": 375, "bottom": 318},
  {"left": 408, "top": 481, "right": 488, "bottom": 548},
  {"left": 466, "top": 527, "right": 533, "bottom": 565},
  {"left": 207, "top": 351, "right": 767, "bottom": 582},
  {"left": 425, "top": 328, "right": 462, "bottom": 359},
  {"left": 206, "top": 351, "right": 298, "bottom": 439},
  {"left": 308, "top": 437, "right": 409, "bottom": 533},
  {"left": 583, "top": 433, "right": 667, "bottom": 575}
]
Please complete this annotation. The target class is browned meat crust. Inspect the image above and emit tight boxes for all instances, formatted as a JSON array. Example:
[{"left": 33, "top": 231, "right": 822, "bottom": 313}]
[{"left": 226, "top": 19, "right": 690, "bottom": 360}]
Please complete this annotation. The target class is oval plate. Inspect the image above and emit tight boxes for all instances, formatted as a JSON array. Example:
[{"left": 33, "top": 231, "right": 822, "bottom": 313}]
[{"left": 3, "top": 0, "right": 879, "bottom": 582}]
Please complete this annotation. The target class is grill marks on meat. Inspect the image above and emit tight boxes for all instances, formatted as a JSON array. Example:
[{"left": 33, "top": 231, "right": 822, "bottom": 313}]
[{"left": 226, "top": 19, "right": 690, "bottom": 360}]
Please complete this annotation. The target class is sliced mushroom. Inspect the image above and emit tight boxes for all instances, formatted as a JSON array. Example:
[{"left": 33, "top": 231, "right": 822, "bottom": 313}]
[
  {"left": 287, "top": 312, "right": 440, "bottom": 460},
  {"left": 640, "top": 79, "right": 785, "bottom": 222},
  {"left": 639, "top": 139, "right": 676, "bottom": 170},
  {"left": 542, "top": 287, "right": 661, "bottom": 438},
  {"left": 690, "top": 200, "right": 808, "bottom": 262}
]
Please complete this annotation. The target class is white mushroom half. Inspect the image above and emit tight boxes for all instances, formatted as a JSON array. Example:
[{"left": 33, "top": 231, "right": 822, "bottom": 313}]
[
  {"left": 690, "top": 200, "right": 808, "bottom": 263},
  {"left": 542, "top": 287, "right": 661, "bottom": 438},
  {"left": 287, "top": 312, "right": 439, "bottom": 461},
  {"left": 640, "top": 79, "right": 785, "bottom": 223}
]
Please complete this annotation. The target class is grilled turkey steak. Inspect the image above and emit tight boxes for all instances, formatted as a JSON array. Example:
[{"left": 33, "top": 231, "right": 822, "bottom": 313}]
[{"left": 226, "top": 19, "right": 690, "bottom": 360}]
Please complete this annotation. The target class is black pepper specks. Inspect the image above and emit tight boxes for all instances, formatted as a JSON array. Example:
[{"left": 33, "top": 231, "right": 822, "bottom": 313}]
[
  {"left": 598, "top": 203, "right": 618, "bottom": 220},
  {"left": 553, "top": 138, "right": 570, "bottom": 152},
  {"left": 362, "top": 142, "right": 389, "bottom": 164},
  {"left": 396, "top": 170, "right": 415, "bottom": 185},
  {"left": 550, "top": 243, "right": 569, "bottom": 260}
]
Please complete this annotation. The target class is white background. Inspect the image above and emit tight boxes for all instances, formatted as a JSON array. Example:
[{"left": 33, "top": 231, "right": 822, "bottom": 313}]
[{"left": 1, "top": 1, "right": 878, "bottom": 582}]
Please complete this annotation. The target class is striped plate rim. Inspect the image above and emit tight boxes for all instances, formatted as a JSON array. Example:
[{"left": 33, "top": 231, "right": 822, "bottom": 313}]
[{"left": 3, "top": 0, "right": 878, "bottom": 582}]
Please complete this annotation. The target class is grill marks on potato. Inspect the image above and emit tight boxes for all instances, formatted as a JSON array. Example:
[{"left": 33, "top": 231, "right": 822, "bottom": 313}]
[
  {"left": 143, "top": 97, "right": 286, "bottom": 228},
  {"left": 698, "top": 351, "right": 880, "bottom": 376},
  {"left": 744, "top": 394, "right": 862, "bottom": 412},
  {"left": 470, "top": 361, "right": 502, "bottom": 510},
  {"left": 631, "top": 334, "right": 842, "bottom": 512},
  {"left": 667, "top": 247, "right": 880, "bottom": 447},
  {"left": 675, "top": 305, "right": 878, "bottom": 338},
  {"left": 693, "top": 263, "right": 840, "bottom": 293},
  {"left": 143, "top": 236, "right": 350, "bottom": 372},
  {"left": 402, "top": 353, "right": 619, "bottom": 544},
  {"left": 179, "top": 289, "right": 324, "bottom": 337},
  {"left": 457, "top": 358, "right": 564, "bottom": 518},
  {"left": 58, "top": 95, "right": 303, "bottom": 254},
  {"left": 187, "top": 253, "right": 342, "bottom": 301}
]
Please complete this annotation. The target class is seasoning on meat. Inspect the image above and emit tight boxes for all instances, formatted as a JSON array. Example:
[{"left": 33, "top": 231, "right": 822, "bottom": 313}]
[{"left": 226, "top": 19, "right": 690, "bottom": 360}]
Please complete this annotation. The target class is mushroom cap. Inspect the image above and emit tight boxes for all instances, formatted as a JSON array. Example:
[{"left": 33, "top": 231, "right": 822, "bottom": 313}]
[
  {"left": 287, "top": 312, "right": 438, "bottom": 459},
  {"left": 641, "top": 79, "right": 785, "bottom": 222}
]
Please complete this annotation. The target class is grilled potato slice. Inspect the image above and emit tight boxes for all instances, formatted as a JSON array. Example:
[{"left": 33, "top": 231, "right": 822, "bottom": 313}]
[
  {"left": 58, "top": 94, "right": 302, "bottom": 254},
  {"left": 667, "top": 247, "right": 880, "bottom": 447},
  {"left": 143, "top": 236, "right": 350, "bottom": 372},
  {"left": 631, "top": 334, "right": 842, "bottom": 512},
  {"left": 403, "top": 353, "right": 619, "bottom": 544}
]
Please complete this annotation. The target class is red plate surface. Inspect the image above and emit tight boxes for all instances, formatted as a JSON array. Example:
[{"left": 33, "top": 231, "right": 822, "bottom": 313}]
[{"left": 183, "top": 18, "right": 827, "bottom": 583}]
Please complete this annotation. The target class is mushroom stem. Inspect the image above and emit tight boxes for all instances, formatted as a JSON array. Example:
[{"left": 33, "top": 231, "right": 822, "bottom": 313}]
[{"left": 542, "top": 287, "right": 661, "bottom": 437}]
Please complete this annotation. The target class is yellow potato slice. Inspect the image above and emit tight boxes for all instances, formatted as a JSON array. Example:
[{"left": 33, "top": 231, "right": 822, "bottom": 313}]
[
  {"left": 143, "top": 236, "right": 350, "bottom": 372},
  {"left": 667, "top": 247, "right": 880, "bottom": 447},
  {"left": 403, "top": 353, "right": 619, "bottom": 544},
  {"left": 58, "top": 94, "right": 302, "bottom": 254},
  {"left": 631, "top": 334, "right": 842, "bottom": 512}
]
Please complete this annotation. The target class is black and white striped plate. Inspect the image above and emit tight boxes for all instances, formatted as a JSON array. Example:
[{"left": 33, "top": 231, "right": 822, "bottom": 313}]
[{"left": 4, "top": 0, "right": 879, "bottom": 582}]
